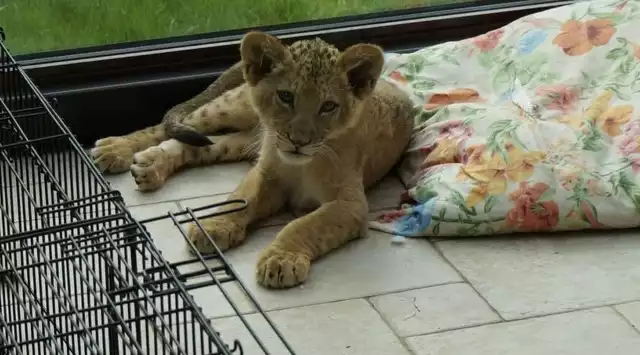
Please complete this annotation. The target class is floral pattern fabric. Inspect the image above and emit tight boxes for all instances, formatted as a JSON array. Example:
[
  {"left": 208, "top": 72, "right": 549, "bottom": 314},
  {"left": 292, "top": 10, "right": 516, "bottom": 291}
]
[{"left": 371, "top": 0, "right": 640, "bottom": 237}]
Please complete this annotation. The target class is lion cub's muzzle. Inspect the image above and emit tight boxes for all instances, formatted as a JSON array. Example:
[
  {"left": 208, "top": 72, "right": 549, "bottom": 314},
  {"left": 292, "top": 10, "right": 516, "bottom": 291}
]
[{"left": 276, "top": 134, "right": 318, "bottom": 165}]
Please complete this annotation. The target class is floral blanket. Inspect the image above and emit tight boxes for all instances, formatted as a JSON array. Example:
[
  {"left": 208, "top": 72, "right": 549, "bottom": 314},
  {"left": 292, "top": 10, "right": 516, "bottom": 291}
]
[{"left": 371, "top": 0, "right": 640, "bottom": 237}]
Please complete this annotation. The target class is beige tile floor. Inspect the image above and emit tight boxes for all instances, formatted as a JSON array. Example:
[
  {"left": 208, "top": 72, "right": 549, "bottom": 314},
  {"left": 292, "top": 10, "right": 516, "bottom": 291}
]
[{"left": 102, "top": 161, "right": 640, "bottom": 355}]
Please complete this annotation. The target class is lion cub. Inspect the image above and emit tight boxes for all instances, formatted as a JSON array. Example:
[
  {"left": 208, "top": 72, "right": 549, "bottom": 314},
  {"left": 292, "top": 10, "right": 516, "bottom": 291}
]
[{"left": 90, "top": 31, "right": 415, "bottom": 288}]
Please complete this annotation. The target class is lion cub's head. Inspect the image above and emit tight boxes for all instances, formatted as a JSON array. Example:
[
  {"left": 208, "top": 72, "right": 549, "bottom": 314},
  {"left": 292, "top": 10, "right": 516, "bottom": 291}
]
[{"left": 240, "top": 31, "right": 385, "bottom": 165}]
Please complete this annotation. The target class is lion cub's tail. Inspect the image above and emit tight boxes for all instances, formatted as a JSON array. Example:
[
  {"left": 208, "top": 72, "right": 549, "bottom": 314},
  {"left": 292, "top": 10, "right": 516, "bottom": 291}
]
[
  {"left": 163, "top": 61, "right": 245, "bottom": 147},
  {"left": 165, "top": 122, "right": 214, "bottom": 147}
]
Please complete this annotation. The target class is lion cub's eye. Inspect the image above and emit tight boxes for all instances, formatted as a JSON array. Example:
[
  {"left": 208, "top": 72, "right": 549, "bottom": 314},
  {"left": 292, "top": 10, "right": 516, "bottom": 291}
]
[
  {"left": 319, "top": 101, "right": 339, "bottom": 115},
  {"left": 276, "top": 90, "right": 295, "bottom": 107}
]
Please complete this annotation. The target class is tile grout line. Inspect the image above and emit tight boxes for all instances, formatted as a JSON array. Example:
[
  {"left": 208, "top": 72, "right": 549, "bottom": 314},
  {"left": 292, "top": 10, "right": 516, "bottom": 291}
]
[
  {"left": 402, "top": 318, "right": 505, "bottom": 340},
  {"left": 362, "top": 280, "right": 467, "bottom": 300},
  {"left": 611, "top": 305, "right": 640, "bottom": 336},
  {"left": 365, "top": 297, "right": 418, "bottom": 355},
  {"left": 500, "top": 301, "right": 640, "bottom": 322},
  {"left": 132, "top": 292, "right": 640, "bottom": 332},
  {"left": 239, "top": 280, "right": 467, "bottom": 317},
  {"left": 429, "top": 239, "right": 507, "bottom": 321},
  {"left": 402, "top": 305, "right": 626, "bottom": 340},
  {"left": 205, "top": 280, "right": 467, "bottom": 323},
  {"left": 207, "top": 282, "right": 467, "bottom": 323}
]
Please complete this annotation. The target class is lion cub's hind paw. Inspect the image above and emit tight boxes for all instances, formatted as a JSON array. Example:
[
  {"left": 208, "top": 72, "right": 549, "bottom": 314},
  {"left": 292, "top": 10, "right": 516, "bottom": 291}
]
[
  {"left": 90, "top": 137, "right": 135, "bottom": 173},
  {"left": 130, "top": 147, "right": 171, "bottom": 192},
  {"left": 255, "top": 248, "right": 311, "bottom": 289}
]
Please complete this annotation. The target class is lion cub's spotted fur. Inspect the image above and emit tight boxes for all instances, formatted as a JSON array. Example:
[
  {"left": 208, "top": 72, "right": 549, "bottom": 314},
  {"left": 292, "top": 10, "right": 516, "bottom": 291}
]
[{"left": 91, "top": 32, "right": 414, "bottom": 288}]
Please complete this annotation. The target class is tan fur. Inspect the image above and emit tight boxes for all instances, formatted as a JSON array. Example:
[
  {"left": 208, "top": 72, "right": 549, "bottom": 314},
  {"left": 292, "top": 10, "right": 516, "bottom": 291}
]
[{"left": 90, "top": 32, "right": 415, "bottom": 289}]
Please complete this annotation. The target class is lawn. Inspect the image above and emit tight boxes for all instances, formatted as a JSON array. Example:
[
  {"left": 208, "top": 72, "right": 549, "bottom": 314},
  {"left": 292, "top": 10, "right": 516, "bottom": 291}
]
[{"left": 0, "top": 0, "right": 463, "bottom": 55}]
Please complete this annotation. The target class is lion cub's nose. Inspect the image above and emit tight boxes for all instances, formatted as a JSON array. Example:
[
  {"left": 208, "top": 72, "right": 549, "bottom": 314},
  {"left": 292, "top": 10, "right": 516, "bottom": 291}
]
[{"left": 288, "top": 134, "right": 311, "bottom": 147}]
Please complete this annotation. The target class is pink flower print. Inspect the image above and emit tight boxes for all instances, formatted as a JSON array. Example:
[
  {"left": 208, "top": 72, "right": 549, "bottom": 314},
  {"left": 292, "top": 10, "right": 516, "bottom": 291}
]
[
  {"left": 631, "top": 157, "right": 640, "bottom": 173},
  {"left": 471, "top": 28, "right": 505, "bottom": 52},
  {"left": 618, "top": 135, "right": 640, "bottom": 156},
  {"left": 615, "top": 0, "right": 629, "bottom": 12},
  {"left": 617, "top": 121, "right": 640, "bottom": 156},
  {"left": 535, "top": 84, "right": 581, "bottom": 113},
  {"left": 586, "top": 179, "right": 606, "bottom": 196},
  {"left": 439, "top": 120, "right": 473, "bottom": 141}
]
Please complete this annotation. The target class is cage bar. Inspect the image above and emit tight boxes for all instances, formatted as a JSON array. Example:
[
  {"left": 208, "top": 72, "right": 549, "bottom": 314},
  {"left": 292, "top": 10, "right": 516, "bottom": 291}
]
[{"left": 0, "top": 28, "right": 296, "bottom": 355}]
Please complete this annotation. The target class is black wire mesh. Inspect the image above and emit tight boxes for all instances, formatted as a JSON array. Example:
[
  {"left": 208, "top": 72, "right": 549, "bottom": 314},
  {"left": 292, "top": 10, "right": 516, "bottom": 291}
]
[{"left": 0, "top": 29, "right": 296, "bottom": 355}]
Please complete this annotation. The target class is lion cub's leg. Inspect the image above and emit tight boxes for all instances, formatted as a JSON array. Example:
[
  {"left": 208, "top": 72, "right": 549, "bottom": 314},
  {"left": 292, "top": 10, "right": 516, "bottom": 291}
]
[
  {"left": 130, "top": 131, "right": 259, "bottom": 191},
  {"left": 91, "top": 85, "right": 257, "bottom": 174},
  {"left": 90, "top": 124, "right": 166, "bottom": 173},
  {"left": 256, "top": 184, "right": 368, "bottom": 288},
  {"left": 178, "top": 85, "right": 259, "bottom": 135},
  {"left": 187, "top": 166, "right": 285, "bottom": 253}
]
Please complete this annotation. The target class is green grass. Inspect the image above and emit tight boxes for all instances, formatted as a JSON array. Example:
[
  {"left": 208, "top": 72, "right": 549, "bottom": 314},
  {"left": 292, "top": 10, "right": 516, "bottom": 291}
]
[{"left": 0, "top": 0, "right": 461, "bottom": 55}]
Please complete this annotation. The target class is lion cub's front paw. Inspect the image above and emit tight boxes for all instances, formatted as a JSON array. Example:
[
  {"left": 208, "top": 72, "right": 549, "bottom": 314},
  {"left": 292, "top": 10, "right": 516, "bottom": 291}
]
[
  {"left": 130, "top": 147, "right": 171, "bottom": 192},
  {"left": 255, "top": 248, "right": 311, "bottom": 289},
  {"left": 187, "top": 217, "right": 246, "bottom": 254},
  {"left": 90, "top": 137, "right": 135, "bottom": 173}
]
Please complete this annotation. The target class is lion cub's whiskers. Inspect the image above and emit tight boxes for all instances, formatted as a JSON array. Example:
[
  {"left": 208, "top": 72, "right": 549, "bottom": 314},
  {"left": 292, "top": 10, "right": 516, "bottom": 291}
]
[{"left": 317, "top": 144, "right": 340, "bottom": 170}]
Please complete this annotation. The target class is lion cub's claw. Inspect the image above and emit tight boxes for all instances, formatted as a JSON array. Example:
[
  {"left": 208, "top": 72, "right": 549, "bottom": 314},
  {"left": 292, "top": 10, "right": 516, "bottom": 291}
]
[
  {"left": 130, "top": 147, "right": 171, "bottom": 192},
  {"left": 90, "top": 137, "right": 134, "bottom": 173},
  {"left": 255, "top": 248, "right": 311, "bottom": 289},
  {"left": 187, "top": 218, "right": 246, "bottom": 254}
]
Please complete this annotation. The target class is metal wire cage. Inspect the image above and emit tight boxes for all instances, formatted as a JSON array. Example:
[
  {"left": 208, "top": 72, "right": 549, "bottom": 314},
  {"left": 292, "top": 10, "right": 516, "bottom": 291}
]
[{"left": 0, "top": 29, "right": 296, "bottom": 355}]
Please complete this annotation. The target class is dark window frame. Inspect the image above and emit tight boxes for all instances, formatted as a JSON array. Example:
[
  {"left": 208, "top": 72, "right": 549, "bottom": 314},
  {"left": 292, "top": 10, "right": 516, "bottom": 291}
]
[{"left": 8, "top": 0, "right": 572, "bottom": 145}]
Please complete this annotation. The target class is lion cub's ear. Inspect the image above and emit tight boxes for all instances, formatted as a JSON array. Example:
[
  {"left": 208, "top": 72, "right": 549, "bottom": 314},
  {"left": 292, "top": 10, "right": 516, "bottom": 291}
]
[
  {"left": 338, "top": 43, "right": 384, "bottom": 99},
  {"left": 240, "top": 31, "right": 289, "bottom": 85}
]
